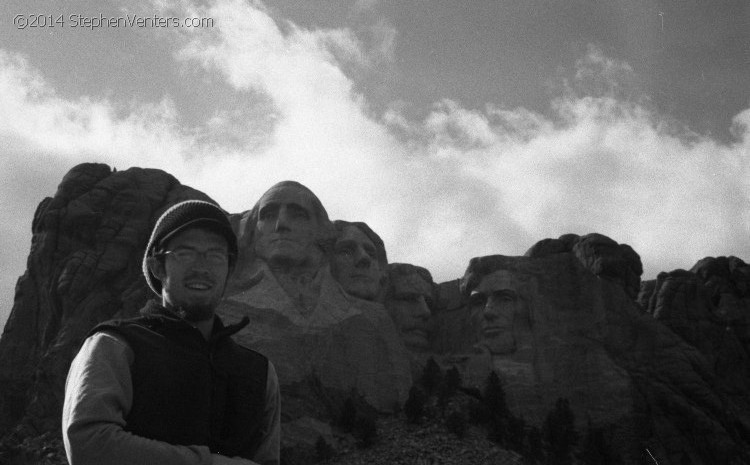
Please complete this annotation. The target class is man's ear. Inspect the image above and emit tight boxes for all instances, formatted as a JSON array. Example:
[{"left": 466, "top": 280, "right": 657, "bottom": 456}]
[{"left": 147, "top": 256, "right": 167, "bottom": 281}]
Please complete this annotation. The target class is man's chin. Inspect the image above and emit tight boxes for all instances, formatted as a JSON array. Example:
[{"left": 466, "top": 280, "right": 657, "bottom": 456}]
[
  {"left": 484, "top": 338, "right": 517, "bottom": 355},
  {"left": 403, "top": 332, "right": 430, "bottom": 351},
  {"left": 345, "top": 282, "right": 378, "bottom": 301},
  {"left": 177, "top": 303, "right": 216, "bottom": 322}
]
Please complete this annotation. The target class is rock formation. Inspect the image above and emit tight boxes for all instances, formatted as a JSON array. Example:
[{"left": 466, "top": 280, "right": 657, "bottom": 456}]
[
  {"left": 1, "top": 163, "right": 749, "bottom": 465},
  {"left": 434, "top": 252, "right": 750, "bottom": 464},
  {"left": 330, "top": 220, "right": 388, "bottom": 302},
  {"left": 383, "top": 263, "right": 437, "bottom": 354},
  {"left": 221, "top": 181, "right": 412, "bottom": 418},
  {"left": 0, "top": 163, "right": 211, "bottom": 444},
  {"left": 526, "top": 232, "right": 643, "bottom": 300}
]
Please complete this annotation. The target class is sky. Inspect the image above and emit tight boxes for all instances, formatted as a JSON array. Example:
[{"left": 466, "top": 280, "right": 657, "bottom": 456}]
[{"left": 1, "top": 0, "right": 749, "bottom": 332}]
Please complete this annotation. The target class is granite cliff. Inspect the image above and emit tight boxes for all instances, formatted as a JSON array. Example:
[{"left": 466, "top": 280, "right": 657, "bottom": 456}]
[{"left": 0, "top": 163, "right": 748, "bottom": 464}]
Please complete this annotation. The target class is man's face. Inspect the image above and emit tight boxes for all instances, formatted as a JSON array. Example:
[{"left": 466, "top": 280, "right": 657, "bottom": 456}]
[
  {"left": 332, "top": 225, "right": 382, "bottom": 301},
  {"left": 470, "top": 269, "right": 522, "bottom": 355},
  {"left": 254, "top": 186, "right": 320, "bottom": 266},
  {"left": 387, "top": 272, "right": 433, "bottom": 351},
  {"left": 152, "top": 227, "right": 230, "bottom": 322}
]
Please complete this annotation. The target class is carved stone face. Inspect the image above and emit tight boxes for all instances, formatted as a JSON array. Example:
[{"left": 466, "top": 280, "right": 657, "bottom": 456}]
[
  {"left": 387, "top": 270, "right": 433, "bottom": 351},
  {"left": 254, "top": 185, "right": 321, "bottom": 267},
  {"left": 332, "top": 225, "right": 383, "bottom": 301},
  {"left": 470, "top": 269, "right": 524, "bottom": 355}
]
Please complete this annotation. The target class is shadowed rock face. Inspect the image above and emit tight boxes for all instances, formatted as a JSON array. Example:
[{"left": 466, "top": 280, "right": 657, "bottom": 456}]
[
  {"left": 435, "top": 253, "right": 750, "bottom": 464},
  {"left": 0, "top": 163, "right": 211, "bottom": 440},
  {"left": 525, "top": 232, "right": 643, "bottom": 300},
  {"left": 1, "top": 164, "right": 749, "bottom": 465},
  {"left": 384, "top": 263, "right": 436, "bottom": 353},
  {"left": 330, "top": 221, "right": 387, "bottom": 302},
  {"left": 222, "top": 183, "right": 412, "bottom": 416}
]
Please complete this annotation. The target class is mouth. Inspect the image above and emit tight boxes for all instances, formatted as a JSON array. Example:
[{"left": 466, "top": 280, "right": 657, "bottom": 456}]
[
  {"left": 483, "top": 326, "right": 505, "bottom": 337},
  {"left": 404, "top": 327, "right": 428, "bottom": 339},
  {"left": 403, "top": 330, "right": 430, "bottom": 349},
  {"left": 184, "top": 281, "right": 214, "bottom": 291}
]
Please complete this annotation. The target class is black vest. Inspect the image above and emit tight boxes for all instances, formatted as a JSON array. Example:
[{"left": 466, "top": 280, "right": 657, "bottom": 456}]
[{"left": 91, "top": 302, "right": 269, "bottom": 458}]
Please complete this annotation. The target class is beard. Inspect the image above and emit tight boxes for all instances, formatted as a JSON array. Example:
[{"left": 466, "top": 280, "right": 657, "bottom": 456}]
[{"left": 176, "top": 303, "right": 215, "bottom": 323}]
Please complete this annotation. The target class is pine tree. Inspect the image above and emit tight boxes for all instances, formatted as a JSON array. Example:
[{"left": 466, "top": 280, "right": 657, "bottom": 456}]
[
  {"left": 542, "top": 398, "right": 577, "bottom": 465},
  {"left": 421, "top": 357, "right": 443, "bottom": 395},
  {"left": 339, "top": 397, "right": 357, "bottom": 432},
  {"left": 404, "top": 385, "right": 427, "bottom": 424},
  {"left": 444, "top": 366, "right": 462, "bottom": 396},
  {"left": 578, "top": 419, "right": 620, "bottom": 465},
  {"left": 524, "top": 425, "right": 545, "bottom": 464},
  {"left": 315, "top": 436, "right": 334, "bottom": 462},
  {"left": 354, "top": 414, "right": 378, "bottom": 448},
  {"left": 507, "top": 414, "right": 526, "bottom": 453},
  {"left": 483, "top": 371, "right": 510, "bottom": 420},
  {"left": 438, "top": 367, "right": 462, "bottom": 417},
  {"left": 483, "top": 371, "right": 511, "bottom": 445}
]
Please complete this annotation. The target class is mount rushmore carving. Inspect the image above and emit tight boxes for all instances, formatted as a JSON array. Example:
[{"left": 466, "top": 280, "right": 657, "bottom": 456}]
[{"left": 0, "top": 163, "right": 748, "bottom": 464}]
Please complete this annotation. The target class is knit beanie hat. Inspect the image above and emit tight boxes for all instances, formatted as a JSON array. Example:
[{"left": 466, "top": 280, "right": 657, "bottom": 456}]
[{"left": 142, "top": 200, "right": 238, "bottom": 296}]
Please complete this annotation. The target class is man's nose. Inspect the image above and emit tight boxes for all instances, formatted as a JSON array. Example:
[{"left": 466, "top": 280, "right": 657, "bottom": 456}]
[{"left": 189, "top": 252, "right": 212, "bottom": 270}]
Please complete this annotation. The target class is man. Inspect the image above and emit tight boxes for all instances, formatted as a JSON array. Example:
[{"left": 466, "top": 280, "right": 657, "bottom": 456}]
[
  {"left": 63, "top": 200, "right": 280, "bottom": 465},
  {"left": 331, "top": 220, "right": 387, "bottom": 301},
  {"left": 460, "top": 256, "right": 533, "bottom": 355},
  {"left": 385, "top": 263, "right": 435, "bottom": 351}
]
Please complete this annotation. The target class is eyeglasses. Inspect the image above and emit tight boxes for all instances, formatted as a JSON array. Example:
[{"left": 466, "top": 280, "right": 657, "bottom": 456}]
[{"left": 159, "top": 249, "right": 231, "bottom": 266}]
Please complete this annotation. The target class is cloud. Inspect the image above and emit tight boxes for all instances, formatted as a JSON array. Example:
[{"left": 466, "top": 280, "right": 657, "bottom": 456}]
[{"left": 2, "top": 1, "right": 749, "bottom": 331}]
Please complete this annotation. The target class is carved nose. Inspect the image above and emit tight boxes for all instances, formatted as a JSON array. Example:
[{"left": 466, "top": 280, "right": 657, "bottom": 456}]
[
  {"left": 483, "top": 302, "right": 499, "bottom": 321},
  {"left": 274, "top": 207, "right": 291, "bottom": 232},
  {"left": 414, "top": 295, "right": 431, "bottom": 318},
  {"left": 354, "top": 248, "right": 371, "bottom": 267}
]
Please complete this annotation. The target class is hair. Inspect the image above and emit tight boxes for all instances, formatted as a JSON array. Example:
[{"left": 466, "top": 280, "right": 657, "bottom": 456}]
[{"left": 459, "top": 255, "right": 514, "bottom": 297}]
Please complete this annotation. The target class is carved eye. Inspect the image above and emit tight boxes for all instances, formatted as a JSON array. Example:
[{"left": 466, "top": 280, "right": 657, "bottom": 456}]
[
  {"left": 364, "top": 245, "right": 377, "bottom": 259},
  {"left": 469, "top": 292, "right": 487, "bottom": 308},
  {"left": 287, "top": 204, "right": 310, "bottom": 220},
  {"left": 336, "top": 244, "right": 355, "bottom": 256},
  {"left": 258, "top": 205, "right": 278, "bottom": 221}
]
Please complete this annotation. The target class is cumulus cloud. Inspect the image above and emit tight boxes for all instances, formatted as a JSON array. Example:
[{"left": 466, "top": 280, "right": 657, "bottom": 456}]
[{"left": 1, "top": 0, "right": 749, "bottom": 330}]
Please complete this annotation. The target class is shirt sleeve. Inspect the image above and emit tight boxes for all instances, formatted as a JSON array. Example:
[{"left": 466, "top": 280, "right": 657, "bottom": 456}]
[
  {"left": 62, "top": 331, "right": 214, "bottom": 465},
  {"left": 250, "top": 361, "right": 281, "bottom": 465}
]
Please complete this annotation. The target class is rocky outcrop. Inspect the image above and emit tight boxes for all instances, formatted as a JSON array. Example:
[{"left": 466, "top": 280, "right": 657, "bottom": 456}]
[
  {"left": 0, "top": 163, "right": 211, "bottom": 442},
  {"left": 525, "top": 232, "right": 643, "bottom": 299},
  {"left": 1, "top": 164, "right": 749, "bottom": 465},
  {"left": 220, "top": 260, "right": 411, "bottom": 414},
  {"left": 432, "top": 252, "right": 750, "bottom": 464}
]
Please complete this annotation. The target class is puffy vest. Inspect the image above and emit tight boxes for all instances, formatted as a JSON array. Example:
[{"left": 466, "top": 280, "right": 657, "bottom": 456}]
[{"left": 91, "top": 302, "right": 268, "bottom": 459}]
